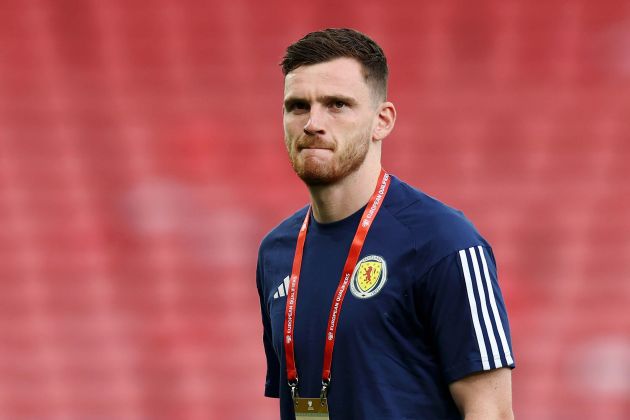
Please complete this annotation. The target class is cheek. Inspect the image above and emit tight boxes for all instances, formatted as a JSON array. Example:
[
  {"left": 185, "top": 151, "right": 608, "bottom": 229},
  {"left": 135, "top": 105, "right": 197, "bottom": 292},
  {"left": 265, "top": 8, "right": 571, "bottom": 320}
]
[
  {"left": 284, "top": 116, "right": 304, "bottom": 137},
  {"left": 283, "top": 120, "right": 294, "bottom": 141},
  {"left": 341, "top": 118, "right": 369, "bottom": 141},
  {"left": 283, "top": 123, "right": 301, "bottom": 153}
]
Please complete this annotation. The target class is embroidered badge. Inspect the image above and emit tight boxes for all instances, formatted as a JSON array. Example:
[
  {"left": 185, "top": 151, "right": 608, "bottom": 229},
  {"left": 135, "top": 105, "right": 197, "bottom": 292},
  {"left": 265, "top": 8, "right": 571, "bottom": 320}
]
[{"left": 350, "top": 255, "right": 387, "bottom": 299}]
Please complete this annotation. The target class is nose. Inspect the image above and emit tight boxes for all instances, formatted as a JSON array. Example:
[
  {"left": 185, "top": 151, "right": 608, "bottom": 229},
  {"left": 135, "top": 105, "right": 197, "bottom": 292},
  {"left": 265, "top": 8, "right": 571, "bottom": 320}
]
[{"left": 303, "top": 107, "right": 325, "bottom": 135}]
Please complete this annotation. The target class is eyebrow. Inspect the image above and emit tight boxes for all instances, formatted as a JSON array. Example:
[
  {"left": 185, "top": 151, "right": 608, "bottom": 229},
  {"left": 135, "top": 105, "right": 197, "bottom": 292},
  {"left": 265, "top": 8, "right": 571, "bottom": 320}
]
[{"left": 283, "top": 94, "right": 359, "bottom": 109}]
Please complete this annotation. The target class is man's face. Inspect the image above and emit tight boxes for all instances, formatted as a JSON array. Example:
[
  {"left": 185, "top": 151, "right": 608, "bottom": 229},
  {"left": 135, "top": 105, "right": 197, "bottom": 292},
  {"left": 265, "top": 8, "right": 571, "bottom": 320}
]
[{"left": 283, "top": 57, "right": 379, "bottom": 186}]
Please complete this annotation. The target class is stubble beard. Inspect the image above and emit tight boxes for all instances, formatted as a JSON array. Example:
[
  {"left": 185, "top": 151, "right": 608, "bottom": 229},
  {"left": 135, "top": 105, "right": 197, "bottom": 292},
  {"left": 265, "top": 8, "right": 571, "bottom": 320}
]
[{"left": 286, "top": 130, "right": 371, "bottom": 186}]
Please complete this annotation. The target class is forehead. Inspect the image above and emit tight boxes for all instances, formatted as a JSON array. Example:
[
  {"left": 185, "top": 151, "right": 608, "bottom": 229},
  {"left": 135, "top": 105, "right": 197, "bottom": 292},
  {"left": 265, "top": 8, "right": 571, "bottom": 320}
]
[{"left": 283, "top": 57, "right": 370, "bottom": 99}]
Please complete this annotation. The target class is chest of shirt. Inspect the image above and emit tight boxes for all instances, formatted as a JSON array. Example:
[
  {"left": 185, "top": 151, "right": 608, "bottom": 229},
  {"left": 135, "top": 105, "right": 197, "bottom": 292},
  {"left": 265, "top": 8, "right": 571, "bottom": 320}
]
[{"left": 263, "top": 221, "right": 423, "bottom": 361}]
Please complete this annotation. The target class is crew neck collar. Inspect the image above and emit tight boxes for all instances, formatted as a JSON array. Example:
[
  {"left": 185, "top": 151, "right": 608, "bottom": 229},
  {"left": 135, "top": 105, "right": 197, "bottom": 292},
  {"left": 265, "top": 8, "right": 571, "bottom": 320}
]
[{"left": 310, "top": 203, "right": 367, "bottom": 231}]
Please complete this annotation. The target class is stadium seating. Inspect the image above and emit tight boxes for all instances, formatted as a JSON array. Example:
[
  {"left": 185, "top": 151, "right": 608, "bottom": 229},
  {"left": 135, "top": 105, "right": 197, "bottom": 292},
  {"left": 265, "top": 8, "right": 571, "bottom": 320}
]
[{"left": 0, "top": 0, "right": 628, "bottom": 418}]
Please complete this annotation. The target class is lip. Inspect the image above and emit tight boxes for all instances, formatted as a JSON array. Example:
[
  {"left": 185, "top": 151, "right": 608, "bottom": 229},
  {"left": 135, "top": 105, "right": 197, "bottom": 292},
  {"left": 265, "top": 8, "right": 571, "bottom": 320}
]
[
  {"left": 298, "top": 147, "right": 334, "bottom": 158},
  {"left": 299, "top": 146, "right": 332, "bottom": 151},
  {"left": 298, "top": 143, "right": 334, "bottom": 150}
]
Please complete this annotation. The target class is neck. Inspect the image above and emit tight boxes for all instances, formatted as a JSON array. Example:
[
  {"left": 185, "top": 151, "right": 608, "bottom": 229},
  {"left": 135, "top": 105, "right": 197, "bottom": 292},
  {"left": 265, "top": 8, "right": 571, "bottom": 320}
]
[{"left": 308, "top": 160, "right": 382, "bottom": 224}]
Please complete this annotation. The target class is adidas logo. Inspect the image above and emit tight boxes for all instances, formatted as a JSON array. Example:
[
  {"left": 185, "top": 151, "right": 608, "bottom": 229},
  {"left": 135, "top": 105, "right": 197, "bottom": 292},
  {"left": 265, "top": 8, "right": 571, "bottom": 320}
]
[{"left": 273, "top": 275, "right": 291, "bottom": 299}]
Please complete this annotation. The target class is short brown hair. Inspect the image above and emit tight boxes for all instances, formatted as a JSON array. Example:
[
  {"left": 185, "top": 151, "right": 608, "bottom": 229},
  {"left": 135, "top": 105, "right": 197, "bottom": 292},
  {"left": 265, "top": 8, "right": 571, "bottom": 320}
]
[{"left": 281, "top": 28, "right": 388, "bottom": 101}]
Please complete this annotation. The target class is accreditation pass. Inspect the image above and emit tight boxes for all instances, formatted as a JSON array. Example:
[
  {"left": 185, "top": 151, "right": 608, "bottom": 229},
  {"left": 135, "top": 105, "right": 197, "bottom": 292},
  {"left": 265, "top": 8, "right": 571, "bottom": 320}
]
[{"left": 294, "top": 397, "right": 330, "bottom": 419}]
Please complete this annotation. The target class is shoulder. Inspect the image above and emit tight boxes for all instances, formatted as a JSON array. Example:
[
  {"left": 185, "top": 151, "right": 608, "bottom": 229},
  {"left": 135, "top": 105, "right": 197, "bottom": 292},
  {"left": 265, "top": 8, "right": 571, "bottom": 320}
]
[
  {"left": 258, "top": 205, "right": 309, "bottom": 257},
  {"left": 384, "top": 175, "right": 490, "bottom": 269}
]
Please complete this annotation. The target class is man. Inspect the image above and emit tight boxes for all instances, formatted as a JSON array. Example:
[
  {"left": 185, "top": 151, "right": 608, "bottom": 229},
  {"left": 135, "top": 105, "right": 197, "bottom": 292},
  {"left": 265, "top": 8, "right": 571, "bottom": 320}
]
[{"left": 256, "top": 28, "right": 515, "bottom": 419}]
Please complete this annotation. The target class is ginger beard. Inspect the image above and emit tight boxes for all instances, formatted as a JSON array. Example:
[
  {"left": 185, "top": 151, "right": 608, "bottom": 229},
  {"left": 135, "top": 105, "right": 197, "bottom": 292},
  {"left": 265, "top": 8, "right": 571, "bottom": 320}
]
[{"left": 285, "top": 127, "right": 371, "bottom": 186}]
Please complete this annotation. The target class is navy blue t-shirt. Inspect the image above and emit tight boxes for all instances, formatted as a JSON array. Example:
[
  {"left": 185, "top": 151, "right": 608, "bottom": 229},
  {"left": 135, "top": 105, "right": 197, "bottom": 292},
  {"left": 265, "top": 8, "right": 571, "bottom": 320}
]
[{"left": 256, "top": 175, "right": 515, "bottom": 419}]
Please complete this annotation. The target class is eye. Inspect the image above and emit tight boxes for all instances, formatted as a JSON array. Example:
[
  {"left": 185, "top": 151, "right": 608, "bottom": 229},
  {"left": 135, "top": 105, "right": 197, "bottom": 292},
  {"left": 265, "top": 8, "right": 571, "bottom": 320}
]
[
  {"left": 287, "top": 101, "right": 309, "bottom": 113},
  {"left": 333, "top": 101, "right": 346, "bottom": 109}
]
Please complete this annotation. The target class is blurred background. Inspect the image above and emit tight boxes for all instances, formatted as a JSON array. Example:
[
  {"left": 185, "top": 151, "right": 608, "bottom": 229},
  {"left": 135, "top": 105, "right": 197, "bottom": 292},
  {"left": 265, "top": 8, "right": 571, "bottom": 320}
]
[{"left": 0, "top": 0, "right": 629, "bottom": 419}]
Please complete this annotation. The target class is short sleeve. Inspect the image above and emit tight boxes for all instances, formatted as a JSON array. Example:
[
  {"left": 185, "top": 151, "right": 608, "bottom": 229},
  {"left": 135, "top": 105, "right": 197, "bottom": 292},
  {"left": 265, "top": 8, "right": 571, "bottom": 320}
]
[
  {"left": 256, "top": 254, "right": 280, "bottom": 397},
  {"left": 417, "top": 245, "right": 515, "bottom": 384}
]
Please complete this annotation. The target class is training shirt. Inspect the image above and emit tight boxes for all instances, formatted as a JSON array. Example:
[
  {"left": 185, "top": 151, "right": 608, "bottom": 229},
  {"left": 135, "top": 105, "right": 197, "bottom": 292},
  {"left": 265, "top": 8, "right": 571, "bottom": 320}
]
[{"left": 256, "top": 175, "right": 515, "bottom": 419}]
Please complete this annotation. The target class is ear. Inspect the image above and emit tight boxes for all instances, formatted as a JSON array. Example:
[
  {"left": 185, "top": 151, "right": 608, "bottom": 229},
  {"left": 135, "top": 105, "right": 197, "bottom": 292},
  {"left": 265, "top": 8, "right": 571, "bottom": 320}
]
[{"left": 372, "top": 102, "right": 396, "bottom": 141}]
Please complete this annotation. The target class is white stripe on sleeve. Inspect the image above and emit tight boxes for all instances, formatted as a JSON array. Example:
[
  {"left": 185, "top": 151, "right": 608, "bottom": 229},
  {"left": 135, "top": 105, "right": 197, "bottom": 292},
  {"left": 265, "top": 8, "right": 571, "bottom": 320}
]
[
  {"left": 478, "top": 246, "right": 514, "bottom": 365},
  {"left": 469, "top": 247, "right": 502, "bottom": 368},
  {"left": 459, "top": 250, "right": 490, "bottom": 370}
]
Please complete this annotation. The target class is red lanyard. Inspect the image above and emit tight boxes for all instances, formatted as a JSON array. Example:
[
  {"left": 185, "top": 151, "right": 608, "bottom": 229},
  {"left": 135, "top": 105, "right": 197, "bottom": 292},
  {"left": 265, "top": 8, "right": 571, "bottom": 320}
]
[{"left": 283, "top": 169, "right": 391, "bottom": 399}]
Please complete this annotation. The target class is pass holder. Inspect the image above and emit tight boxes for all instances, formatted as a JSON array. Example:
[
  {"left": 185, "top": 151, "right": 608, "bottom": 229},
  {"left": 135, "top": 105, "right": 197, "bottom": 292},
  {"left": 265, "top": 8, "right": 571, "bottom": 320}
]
[
  {"left": 293, "top": 397, "right": 329, "bottom": 419},
  {"left": 291, "top": 379, "right": 330, "bottom": 419}
]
